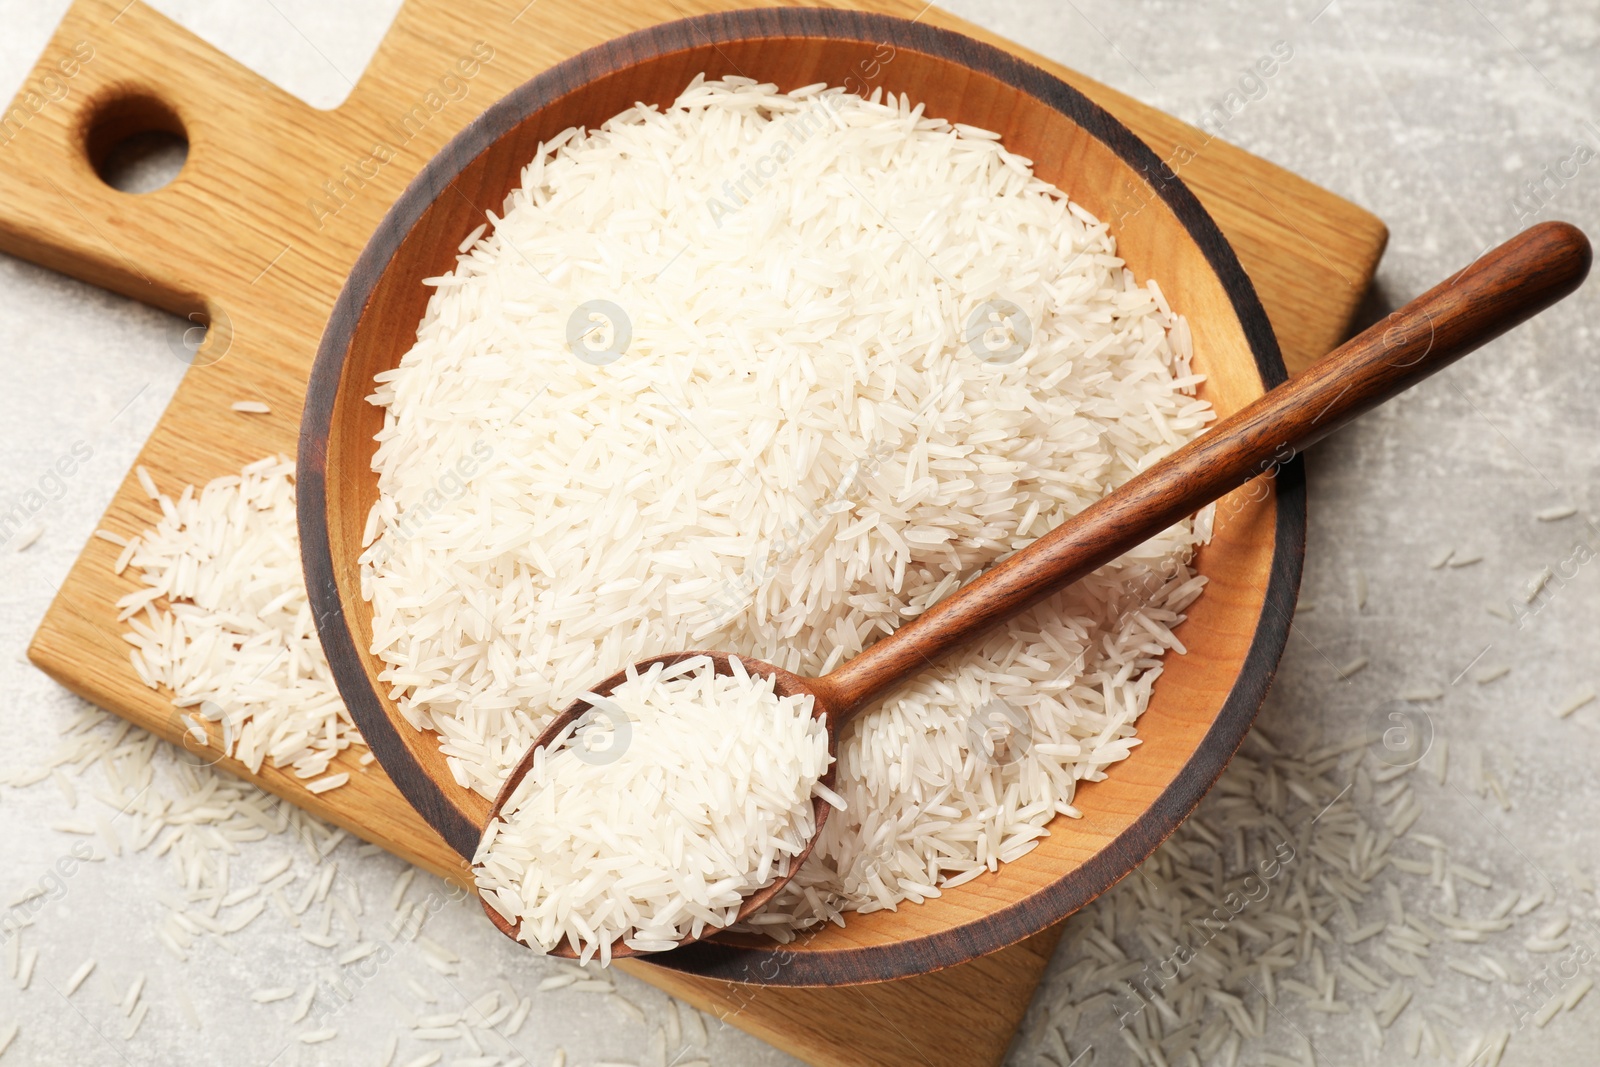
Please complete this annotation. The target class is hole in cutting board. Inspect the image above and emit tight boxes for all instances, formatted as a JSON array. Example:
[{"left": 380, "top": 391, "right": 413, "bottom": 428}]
[{"left": 84, "top": 94, "right": 189, "bottom": 194}]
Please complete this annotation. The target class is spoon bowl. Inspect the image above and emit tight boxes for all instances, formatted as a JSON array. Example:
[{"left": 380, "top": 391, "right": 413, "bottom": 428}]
[{"left": 478, "top": 652, "right": 836, "bottom": 958}]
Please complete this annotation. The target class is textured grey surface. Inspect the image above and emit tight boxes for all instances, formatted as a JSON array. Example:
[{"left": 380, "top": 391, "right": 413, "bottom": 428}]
[{"left": 1, "top": 1, "right": 1597, "bottom": 1064}]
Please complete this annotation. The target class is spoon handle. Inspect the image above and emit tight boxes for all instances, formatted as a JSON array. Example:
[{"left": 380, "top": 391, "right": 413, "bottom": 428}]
[{"left": 813, "top": 220, "right": 1591, "bottom": 721}]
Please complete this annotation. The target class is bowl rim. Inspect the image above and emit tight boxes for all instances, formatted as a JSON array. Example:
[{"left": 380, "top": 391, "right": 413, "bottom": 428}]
[{"left": 298, "top": 6, "right": 1305, "bottom": 986}]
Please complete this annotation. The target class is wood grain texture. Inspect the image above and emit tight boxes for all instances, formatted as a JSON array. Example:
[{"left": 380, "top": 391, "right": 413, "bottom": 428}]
[
  {"left": 301, "top": 7, "right": 1302, "bottom": 988},
  {"left": 5, "top": 0, "right": 1385, "bottom": 1062}
]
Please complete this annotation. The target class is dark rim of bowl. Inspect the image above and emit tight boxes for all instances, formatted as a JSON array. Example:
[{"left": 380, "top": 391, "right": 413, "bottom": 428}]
[{"left": 298, "top": 6, "right": 1305, "bottom": 987}]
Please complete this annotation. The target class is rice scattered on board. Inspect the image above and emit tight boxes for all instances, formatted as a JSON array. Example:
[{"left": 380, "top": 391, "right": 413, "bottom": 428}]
[
  {"left": 114, "top": 456, "right": 364, "bottom": 786},
  {"left": 475, "top": 656, "right": 830, "bottom": 963},
  {"left": 230, "top": 400, "right": 272, "bottom": 414},
  {"left": 135, "top": 464, "right": 158, "bottom": 500},
  {"left": 363, "top": 76, "right": 1216, "bottom": 934}
]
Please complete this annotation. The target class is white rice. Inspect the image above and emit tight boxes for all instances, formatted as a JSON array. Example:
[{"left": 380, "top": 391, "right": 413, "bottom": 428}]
[
  {"left": 120, "top": 973, "right": 144, "bottom": 1016},
  {"left": 474, "top": 656, "right": 828, "bottom": 963},
  {"left": 115, "top": 456, "right": 365, "bottom": 784},
  {"left": 363, "top": 76, "right": 1214, "bottom": 933},
  {"left": 63, "top": 958, "right": 94, "bottom": 996},
  {"left": 1554, "top": 685, "right": 1594, "bottom": 718},
  {"left": 123, "top": 1001, "right": 149, "bottom": 1040},
  {"left": 1337, "top": 656, "right": 1370, "bottom": 679},
  {"left": 1010, "top": 702, "right": 1600, "bottom": 1066}
]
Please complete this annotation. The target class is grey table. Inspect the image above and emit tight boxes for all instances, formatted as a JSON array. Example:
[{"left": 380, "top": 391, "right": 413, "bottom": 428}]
[{"left": 1, "top": 1, "right": 1596, "bottom": 1064}]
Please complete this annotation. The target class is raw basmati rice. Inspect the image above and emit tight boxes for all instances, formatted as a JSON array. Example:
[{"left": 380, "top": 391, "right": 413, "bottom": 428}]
[
  {"left": 120, "top": 973, "right": 144, "bottom": 1016},
  {"left": 123, "top": 1001, "right": 149, "bottom": 1040},
  {"left": 64, "top": 958, "right": 94, "bottom": 996},
  {"left": 1337, "top": 656, "right": 1370, "bottom": 679},
  {"left": 364, "top": 75, "right": 1214, "bottom": 934},
  {"left": 115, "top": 457, "right": 365, "bottom": 786},
  {"left": 1555, "top": 685, "right": 1595, "bottom": 718},
  {"left": 1007, "top": 700, "right": 1600, "bottom": 1067},
  {"left": 474, "top": 656, "right": 829, "bottom": 962}
]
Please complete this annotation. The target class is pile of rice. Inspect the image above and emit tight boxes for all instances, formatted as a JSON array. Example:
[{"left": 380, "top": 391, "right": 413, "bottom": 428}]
[
  {"left": 116, "top": 456, "right": 364, "bottom": 788},
  {"left": 362, "top": 76, "right": 1215, "bottom": 934},
  {"left": 474, "top": 656, "right": 832, "bottom": 962}
]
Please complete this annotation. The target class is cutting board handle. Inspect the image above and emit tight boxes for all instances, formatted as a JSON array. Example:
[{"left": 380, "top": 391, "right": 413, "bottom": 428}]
[{"left": 0, "top": 0, "right": 326, "bottom": 326}]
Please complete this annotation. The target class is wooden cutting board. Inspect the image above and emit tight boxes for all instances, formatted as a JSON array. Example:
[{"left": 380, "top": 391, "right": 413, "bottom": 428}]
[{"left": 12, "top": 1, "right": 1386, "bottom": 1064}]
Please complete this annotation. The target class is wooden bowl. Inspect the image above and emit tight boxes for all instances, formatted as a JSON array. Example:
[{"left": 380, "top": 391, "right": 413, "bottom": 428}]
[{"left": 299, "top": 8, "right": 1302, "bottom": 986}]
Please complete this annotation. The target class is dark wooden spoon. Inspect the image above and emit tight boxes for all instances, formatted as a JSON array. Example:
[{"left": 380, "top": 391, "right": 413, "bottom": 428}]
[{"left": 479, "top": 221, "right": 1591, "bottom": 958}]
